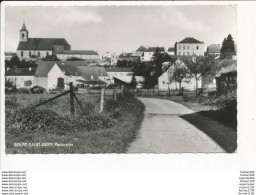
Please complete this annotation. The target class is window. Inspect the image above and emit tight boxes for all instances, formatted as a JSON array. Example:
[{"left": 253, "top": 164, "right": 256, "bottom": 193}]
[
  {"left": 196, "top": 46, "right": 199, "bottom": 50},
  {"left": 38, "top": 51, "right": 40, "bottom": 57},
  {"left": 187, "top": 45, "right": 190, "bottom": 49},
  {"left": 46, "top": 52, "right": 49, "bottom": 56},
  {"left": 22, "top": 33, "right": 24, "bottom": 38},
  {"left": 178, "top": 52, "right": 181, "bottom": 55},
  {"left": 29, "top": 51, "right": 31, "bottom": 57},
  {"left": 187, "top": 52, "right": 190, "bottom": 55},
  {"left": 24, "top": 80, "right": 32, "bottom": 86},
  {"left": 183, "top": 45, "right": 185, "bottom": 50},
  {"left": 91, "top": 75, "right": 94, "bottom": 80},
  {"left": 183, "top": 52, "right": 185, "bottom": 55},
  {"left": 21, "top": 51, "right": 23, "bottom": 57},
  {"left": 178, "top": 45, "right": 181, "bottom": 49}
]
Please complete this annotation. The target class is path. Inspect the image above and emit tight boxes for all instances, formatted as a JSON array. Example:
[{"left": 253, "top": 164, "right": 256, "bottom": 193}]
[{"left": 127, "top": 98, "right": 226, "bottom": 153}]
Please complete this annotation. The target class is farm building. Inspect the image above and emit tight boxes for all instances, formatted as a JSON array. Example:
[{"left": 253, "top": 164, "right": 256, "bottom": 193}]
[
  {"left": 158, "top": 56, "right": 201, "bottom": 91},
  {"left": 34, "top": 61, "right": 108, "bottom": 92},
  {"left": 201, "top": 59, "right": 237, "bottom": 93},
  {"left": 5, "top": 67, "right": 36, "bottom": 89},
  {"left": 56, "top": 50, "right": 98, "bottom": 61}
]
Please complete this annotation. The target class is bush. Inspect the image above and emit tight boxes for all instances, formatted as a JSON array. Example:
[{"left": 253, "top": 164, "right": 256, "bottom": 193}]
[
  {"left": 5, "top": 96, "right": 18, "bottom": 108},
  {"left": 5, "top": 109, "right": 72, "bottom": 136},
  {"left": 17, "top": 88, "right": 31, "bottom": 94}
]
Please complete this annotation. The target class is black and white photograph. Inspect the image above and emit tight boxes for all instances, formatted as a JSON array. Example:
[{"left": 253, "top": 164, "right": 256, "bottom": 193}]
[
  {"left": 3, "top": 4, "right": 238, "bottom": 154},
  {"left": 1, "top": 1, "right": 256, "bottom": 195}
]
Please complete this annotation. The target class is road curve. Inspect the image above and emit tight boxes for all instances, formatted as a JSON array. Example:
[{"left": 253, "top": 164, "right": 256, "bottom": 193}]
[{"left": 127, "top": 98, "right": 225, "bottom": 153}]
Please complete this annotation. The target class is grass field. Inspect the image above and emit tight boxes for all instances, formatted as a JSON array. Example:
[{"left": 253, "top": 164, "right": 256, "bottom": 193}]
[{"left": 5, "top": 92, "right": 145, "bottom": 154}]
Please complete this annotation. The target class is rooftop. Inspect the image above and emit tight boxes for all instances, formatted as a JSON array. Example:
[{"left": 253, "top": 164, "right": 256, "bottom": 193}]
[
  {"left": 17, "top": 38, "right": 70, "bottom": 51},
  {"left": 6, "top": 68, "right": 36, "bottom": 76},
  {"left": 146, "top": 47, "right": 165, "bottom": 52},
  {"left": 178, "top": 37, "right": 203, "bottom": 44}
]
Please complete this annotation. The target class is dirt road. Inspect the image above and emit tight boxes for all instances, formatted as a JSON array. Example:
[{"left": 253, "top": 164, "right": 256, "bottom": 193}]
[{"left": 127, "top": 98, "right": 227, "bottom": 153}]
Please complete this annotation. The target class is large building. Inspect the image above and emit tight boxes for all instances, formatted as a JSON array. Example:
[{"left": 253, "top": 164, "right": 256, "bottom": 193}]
[
  {"left": 17, "top": 23, "right": 71, "bottom": 59},
  {"left": 176, "top": 37, "right": 204, "bottom": 56},
  {"left": 56, "top": 50, "right": 98, "bottom": 61}
]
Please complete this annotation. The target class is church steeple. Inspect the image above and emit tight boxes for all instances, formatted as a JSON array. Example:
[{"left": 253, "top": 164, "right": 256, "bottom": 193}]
[{"left": 20, "top": 22, "right": 28, "bottom": 42}]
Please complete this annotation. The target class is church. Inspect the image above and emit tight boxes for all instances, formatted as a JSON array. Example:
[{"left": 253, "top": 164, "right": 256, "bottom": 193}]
[{"left": 17, "top": 23, "right": 71, "bottom": 59}]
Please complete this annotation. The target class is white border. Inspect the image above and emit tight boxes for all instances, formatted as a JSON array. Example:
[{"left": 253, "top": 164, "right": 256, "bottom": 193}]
[{"left": 1, "top": 1, "right": 256, "bottom": 172}]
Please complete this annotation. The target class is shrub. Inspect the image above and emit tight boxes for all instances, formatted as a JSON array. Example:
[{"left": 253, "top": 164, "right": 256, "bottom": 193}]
[
  {"left": 5, "top": 96, "right": 18, "bottom": 108},
  {"left": 5, "top": 108, "right": 72, "bottom": 136},
  {"left": 17, "top": 88, "right": 31, "bottom": 94}
]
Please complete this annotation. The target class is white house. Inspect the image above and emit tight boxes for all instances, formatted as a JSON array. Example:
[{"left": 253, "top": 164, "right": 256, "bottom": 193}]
[
  {"left": 158, "top": 58, "right": 201, "bottom": 91},
  {"left": 5, "top": 67, "right": 36, "bottom": 89},
  {"left": 34, "top": 62, "right": 65, "bottom": 92},
  {"left": 34, "top": 60, "right": 108, "bottom": 92},
  {"left": 167, "top": 47, "right": 175, "bottom": 55},
  {"left": 141, "top": 47, "right": 165, "bottom": 62},
  {"left": 176, "top": 37, "right": 205, "bottom": 56}
]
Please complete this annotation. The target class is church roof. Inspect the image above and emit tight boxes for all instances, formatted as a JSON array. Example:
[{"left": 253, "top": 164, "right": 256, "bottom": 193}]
[{"left": 17, "top": 38, "right": 70, "bottom": 51}]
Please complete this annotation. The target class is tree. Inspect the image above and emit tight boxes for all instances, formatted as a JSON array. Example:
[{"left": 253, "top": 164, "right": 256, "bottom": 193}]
[
  {"left": 41, "top": 54, "right": 60, "bottom": 61},
  {"left": 220, "top": 34, "right": 236, "bottom": 59},
  {"left": 169, "top": 64, "right": 188, "bottom": 92},
  {"left": 184, "top": 56, "right": 216, "bottom": 96},
  {"left": 66, "top": 57, "right": 84, "bottom": 61},
  {"left": 57, "top": 77, "right": 65, "bottom": 90},
  {"left": 130, "top": 74, "right": 137, "bottom": 88}
]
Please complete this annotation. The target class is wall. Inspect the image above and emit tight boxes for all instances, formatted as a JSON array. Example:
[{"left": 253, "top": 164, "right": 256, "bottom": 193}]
[
  {"left": 57, "top": 54, "right": 98, "bottom": 60},
  {"left": 177, "top": 43, "right": 204, "bottom": 56},
  {"left": 6, "top": 76, "right": 34, "bottom": 89},
  {"left": 17, "top": 50, "right": 52, "bottom": 58},
  {"left": 33, "top": 77, "right": 48, "bottom": 90},
  {"left": 47, "top": 64, "right": 65, "bottom": 91},
  {"left": 141, "top": 52, "right": 154, "bottom": 61}
]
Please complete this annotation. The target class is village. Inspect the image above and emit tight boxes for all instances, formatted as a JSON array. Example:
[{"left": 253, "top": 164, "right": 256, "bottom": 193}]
[{"left": 4, "top": 21, "right": 237, "bottom": 154}]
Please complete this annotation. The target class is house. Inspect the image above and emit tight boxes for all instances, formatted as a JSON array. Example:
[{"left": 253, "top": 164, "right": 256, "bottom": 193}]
[
  {"left": 5, "top": 52, "right": 17, "bottom": 60},
  {"left": 118, "top": 53, "right": 140, "bottom": 62},
  {"left": 34, "top": 61, "right": 108, "bottom": 92},
  {"left": 207, "top": 44, "right": 221, "bottom": 58},
  {"left": 56, "top": 50, "right": 98, "bottom": 61},
  {"left": 17, "top": 23, "right": 71, "bottom": 59},
  {"left": 202, "top": 59, "right": 237, "bottom": 93},
  {"left": 5, "top": 67, "right": 36, "bottom": 89},
  {"left": 101, "top": 52, "right": 118, "bottom": 66},
  {"left": 141, "top": 47, "right": 165, "bottom": 62},
  {"left": 167, "top": 47, "right": 175, "bottom": 55},
  {"left": 103, "top": 67, "right": 133, "bottom": 85},
  {"left": 132, "top": 45, "right": 147, "bottom": 60},
  {"left": 111, "top": 52, "right": 118, "bottom": 65},
  {"left": 176, "top": 37, "right": 204, "bottom": 56},
  {"left": 158, "top": 56, "right": 201, "bottom": 91}
]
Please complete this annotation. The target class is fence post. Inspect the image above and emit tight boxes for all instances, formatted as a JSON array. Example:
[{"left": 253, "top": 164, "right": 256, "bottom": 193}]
[
  {"left": 69, "top": 82, "right": 75, "bottom": 116},
  {"left": 100, "top": 87, "right": 105, "bottom": 113},
  {"left": 113, "top": 89, "right": 117, "bottom": 101}
]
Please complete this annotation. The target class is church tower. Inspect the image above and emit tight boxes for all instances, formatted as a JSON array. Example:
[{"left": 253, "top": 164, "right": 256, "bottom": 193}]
[{"left": 20, "top": 23, "right": 28, "bottom": 42}]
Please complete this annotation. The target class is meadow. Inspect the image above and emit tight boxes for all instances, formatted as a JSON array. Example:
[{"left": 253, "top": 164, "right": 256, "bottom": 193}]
[{"left": 5, "top": 91, "right": 145, "bottom": 154}]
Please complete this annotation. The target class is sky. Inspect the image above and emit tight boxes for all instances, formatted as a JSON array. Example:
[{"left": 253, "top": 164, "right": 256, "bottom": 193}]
[{"left": 4, "top": 5, "right": 237, "bottom": 56}]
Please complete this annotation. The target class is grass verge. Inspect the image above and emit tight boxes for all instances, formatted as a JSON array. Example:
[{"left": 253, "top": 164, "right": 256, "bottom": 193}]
[{"left": 5, "top": 93, "right": 145, "bottom": 154}]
